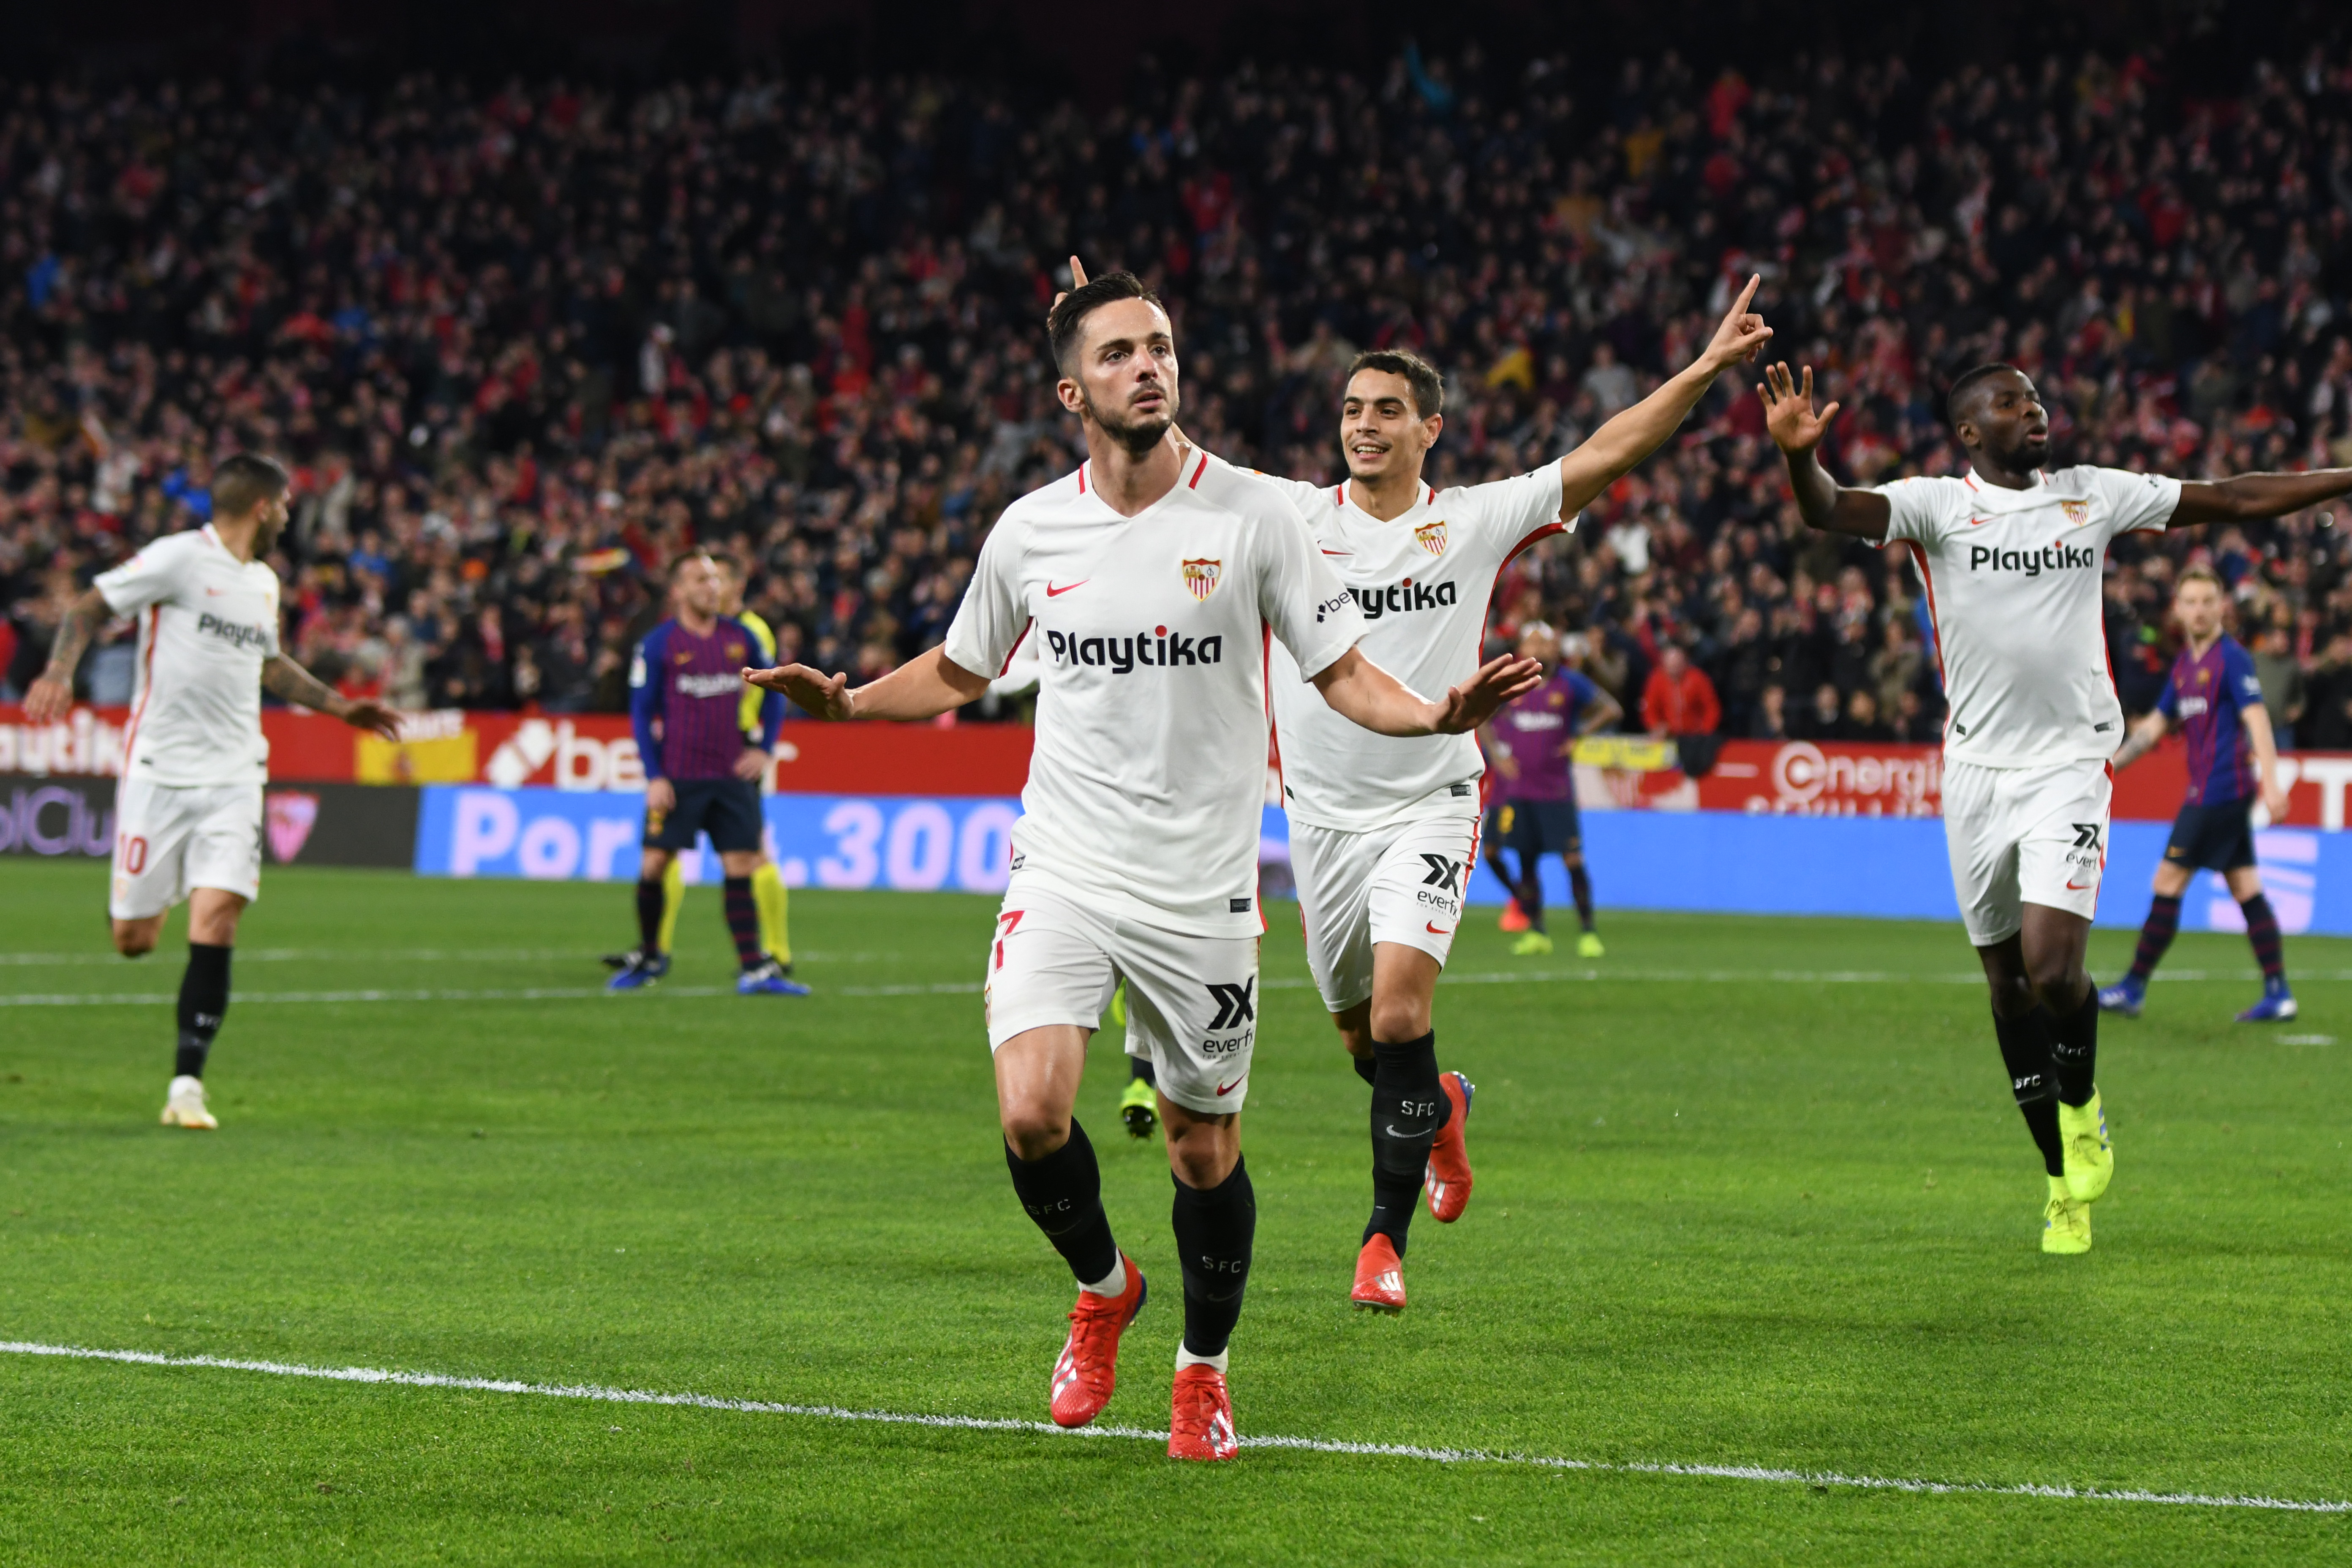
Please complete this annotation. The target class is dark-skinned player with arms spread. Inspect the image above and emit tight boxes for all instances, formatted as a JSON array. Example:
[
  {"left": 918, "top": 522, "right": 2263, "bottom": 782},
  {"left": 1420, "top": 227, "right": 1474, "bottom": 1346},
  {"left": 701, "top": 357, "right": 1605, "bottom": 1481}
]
[
  {"left": 23, "top": 454, "right": 401, "bottom": 1130},
  {"left": 1061, "top": 258, "right": 1769, "bottom": 1310},
  {"left": 742, "top": 271, "right": 1536, "bottom": 1459},
  {"left": 1759, "top": 359, "right": 2352, "bottom": 1253}
]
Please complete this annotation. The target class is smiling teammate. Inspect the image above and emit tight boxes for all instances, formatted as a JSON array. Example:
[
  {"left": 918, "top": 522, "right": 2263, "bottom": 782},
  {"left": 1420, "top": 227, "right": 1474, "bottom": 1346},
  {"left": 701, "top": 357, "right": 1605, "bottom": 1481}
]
[
  {"left": 1761, "top": 359, "right": 2352, "bottom": 1253},
  {"left": 23, "top": 454, "right": 400, "bottom": 1130},
  {"left": 2099, "top": 567, "right": 2295, "bottom": 1023},
  {"left": 745, "top": 270, "right": 1534, "bottom": 1459},
  {"left": 1149, "top": 269, "right": 1769, "bottom": 1310}
]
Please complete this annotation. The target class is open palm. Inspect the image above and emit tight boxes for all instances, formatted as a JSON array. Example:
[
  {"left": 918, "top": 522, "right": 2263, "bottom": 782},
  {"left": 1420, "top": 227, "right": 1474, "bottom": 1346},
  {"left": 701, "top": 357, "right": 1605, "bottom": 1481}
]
[{"left": 1757, "top": 362, "right": 1840, "bottom": 457}]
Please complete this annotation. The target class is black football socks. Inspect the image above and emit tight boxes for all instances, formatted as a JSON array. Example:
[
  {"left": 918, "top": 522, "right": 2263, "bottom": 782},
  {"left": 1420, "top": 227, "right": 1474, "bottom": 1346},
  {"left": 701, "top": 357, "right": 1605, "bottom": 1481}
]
[
  {"left": 1993, "top": 1004, "right": 2065, "bottom": 1177},
  {"left": 2049, "top": 986, "right": 2099, "bottom": 1108},
  {"left": 1005, "top": 1120, "right": 1121, "bottom": 1291},
  {"left": 722, "top": 876, "right": 765, "bottom": 969},
  {"left": 1514, "top": 860, "right": 1547, "bottom": 934},
  {"left": 1364, "top": 1030, "right": 1449, "bottom": 1257},
  {"left": 1569, "top": 861, "right": 1596, "bottom": 933},
  {"left": 634, "top": 877, "right": 665, "bottom": 952},
  {"left": 1171, "top": 1155, "right": 1255, "bottom": 1359},
  {"left": 174, "top": 942, "right": 231, "bottom": 1079},
  {"left": 2128, "top": 892, "right": 2180, "bottom": 981}
]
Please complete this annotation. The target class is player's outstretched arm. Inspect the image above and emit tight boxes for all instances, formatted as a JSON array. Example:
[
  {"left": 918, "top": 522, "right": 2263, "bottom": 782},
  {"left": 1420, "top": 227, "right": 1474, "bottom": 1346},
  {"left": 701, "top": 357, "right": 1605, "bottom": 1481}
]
[
  {"left": 2241, "top": 702, "right": 2293, "bottom": 820},
  {"left": 261, "top": 654, "right": 403, "bottom": 739},
  {"left": 1312, "top": 647, "right": 1540, "bottom": 737},
  {"left": 2170, "top": 469, "right": 2352, "bottom": 528},
  {"left": 743, "top": 645, "right": 989, "bottom": 722},
  {"left": 1758, "top": 362, "right": 1892, "bottom": 541},
  {"left": 2110, "top": 710, "right": 2168, "bottom": 770},
  {"left": 1557, "top": 276, "right": 1772, "bottom": 518},
  {"left": 20, "top": 587, "right": 112, "bottom": 724}
]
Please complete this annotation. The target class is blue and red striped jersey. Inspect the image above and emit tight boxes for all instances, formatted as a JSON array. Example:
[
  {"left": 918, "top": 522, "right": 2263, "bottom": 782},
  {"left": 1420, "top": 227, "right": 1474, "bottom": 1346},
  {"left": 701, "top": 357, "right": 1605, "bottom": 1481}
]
[
  {"left": 2156, "top": 634, "right": 2263, "bottom": 805},
  {"left": 629, "top": 616, "right": 783, "bottom": 781}
]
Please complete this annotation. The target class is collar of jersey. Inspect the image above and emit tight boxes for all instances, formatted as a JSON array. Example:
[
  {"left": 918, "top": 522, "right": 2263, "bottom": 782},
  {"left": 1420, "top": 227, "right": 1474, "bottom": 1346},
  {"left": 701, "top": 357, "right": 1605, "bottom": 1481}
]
[
  {"left": 1964, "top": 468, "right": 2069, "bottom": 510},
  {"left": 1076, "top": 454, "right": 1209, "bottom": 520},
  {"left": 1334, "top": 478, "right": 1438, "bottom": 521}
]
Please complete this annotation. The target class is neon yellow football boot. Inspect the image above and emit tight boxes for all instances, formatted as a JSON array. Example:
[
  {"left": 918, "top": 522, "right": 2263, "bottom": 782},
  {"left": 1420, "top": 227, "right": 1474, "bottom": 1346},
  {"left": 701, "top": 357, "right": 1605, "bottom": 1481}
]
[
  {"left": 2042, "top": 1175, "right": 2091, "bottom": 1254},
  {"left": 1511, "top": 930, "right": 1554, "bottom": 957},
  {"left": 1576, "top": 931, "right": 1605, "bottom": 958},
  {"left": 2058, "top": 1089, "right": 2113, "bottom": 1203},
  {"left": 1119, "top": 1074, "right": 1157, "bottom": 1139}
]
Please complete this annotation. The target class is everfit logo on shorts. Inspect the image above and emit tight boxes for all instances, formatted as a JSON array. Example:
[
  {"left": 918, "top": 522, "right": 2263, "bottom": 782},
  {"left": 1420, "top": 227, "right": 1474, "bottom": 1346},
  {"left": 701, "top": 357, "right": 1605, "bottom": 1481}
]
[
  {"left": 673, "top": 672, "right": 742, "bottom": 698},
  {"left": 195, "top": 612, "right": 271, "bottom": 652},
  {"left": 1350, "top": 578, "right": 1459, "bottom": 621},
  {"left": 1043, "top": 626, "right": 1224, "bottom": 669},
  {"left": 1966, "top": 542, "right": 2095, "bottom": 576}
]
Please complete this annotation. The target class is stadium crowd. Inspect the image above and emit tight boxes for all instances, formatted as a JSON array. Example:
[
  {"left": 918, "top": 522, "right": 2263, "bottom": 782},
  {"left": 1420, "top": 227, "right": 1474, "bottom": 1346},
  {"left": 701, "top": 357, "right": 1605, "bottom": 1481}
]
[{"left": 8, "top": 44, "right": 2352, "bottom": 745}]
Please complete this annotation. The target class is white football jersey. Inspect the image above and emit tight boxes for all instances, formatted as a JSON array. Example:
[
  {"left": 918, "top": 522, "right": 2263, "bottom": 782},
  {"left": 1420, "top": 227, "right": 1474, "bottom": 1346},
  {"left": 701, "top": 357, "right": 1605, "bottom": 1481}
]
[
  {"left": 1876, "top": 465, "right": 2181, "bottom": 768},
  {"left": 942, "top": 452, "right": 1365, "bottom": 935},
  {"left": 1255, "top": 463, "right": 1568, "bottom": 830},
  {"left": 93, "top": 525, "right": 281, "bottom": 787}
]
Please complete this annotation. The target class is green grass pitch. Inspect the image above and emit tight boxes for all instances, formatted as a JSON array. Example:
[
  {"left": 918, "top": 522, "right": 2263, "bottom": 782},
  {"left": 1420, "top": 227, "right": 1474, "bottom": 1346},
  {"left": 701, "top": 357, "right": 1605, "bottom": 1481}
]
[{"left": 2, "top": 856, "right": 2349, "bottom": 1564}]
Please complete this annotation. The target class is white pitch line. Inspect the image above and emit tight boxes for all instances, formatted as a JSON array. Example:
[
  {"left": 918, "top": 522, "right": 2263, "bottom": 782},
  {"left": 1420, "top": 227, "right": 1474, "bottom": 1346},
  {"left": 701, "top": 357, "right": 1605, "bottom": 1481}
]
[
  {"left": 0, "top": 948, "right": 895, "bottom": 967},
  {"left": 0, "top": 965, "right": 2338, "bottom": 1009},
  {"left": 2, "top": 1340, "right": 2341, "bottom": 1515}
]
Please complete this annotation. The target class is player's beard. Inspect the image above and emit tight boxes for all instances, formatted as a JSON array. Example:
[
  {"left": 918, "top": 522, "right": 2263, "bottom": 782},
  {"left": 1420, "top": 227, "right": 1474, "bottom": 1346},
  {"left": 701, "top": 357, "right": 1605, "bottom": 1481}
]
[
  {"left": 253, "top": 513, "right": 287, "bottom": 558},
  {"left": 1083, "top": 382, "right": 1179, "bottom": 458}
]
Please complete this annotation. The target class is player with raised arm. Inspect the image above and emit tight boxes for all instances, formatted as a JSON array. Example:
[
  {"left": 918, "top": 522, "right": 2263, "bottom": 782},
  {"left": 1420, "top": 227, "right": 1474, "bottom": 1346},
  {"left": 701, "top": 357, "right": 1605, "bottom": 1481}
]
[
  {"left": 22, "top": 454, "right": 400, "bottom": 1130},
  {"left": 1069, "top": 257, "right": 1767, "bottom": 1310},
  {"left": 744, "top": 271, "right": 1534, "bottom": 1459},
  {"left": 2099, "top": 567, "right": 2296, "bottom": 1023},
  {"left": 607, "top": 552, "right": 804, "bottom": 997},
  {"left": 1760, "top": 359, "right": 2352, "bottom": 1253}
]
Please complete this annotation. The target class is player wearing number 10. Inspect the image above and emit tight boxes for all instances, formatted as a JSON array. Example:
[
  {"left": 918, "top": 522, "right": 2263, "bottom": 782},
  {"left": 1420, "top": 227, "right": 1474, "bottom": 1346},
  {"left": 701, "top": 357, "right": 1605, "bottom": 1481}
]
[{"left": 745, "top": 270, "right": 1535, "bottom": 1460}]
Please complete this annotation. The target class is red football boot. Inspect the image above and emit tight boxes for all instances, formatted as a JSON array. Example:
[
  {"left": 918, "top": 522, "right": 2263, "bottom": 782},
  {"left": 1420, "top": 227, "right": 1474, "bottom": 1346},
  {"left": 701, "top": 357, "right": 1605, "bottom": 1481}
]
[
  {"left": 1498, "top": 898, "right": 1531, "bottom": 933},
  {"left": 1048, "top": 1254, "right": 1146, "bottom": 1428},
  {"left": 1168, "top": 1364, "right": 1240, "bottom": 1461},
  {"left": 1351, "top": 1233, "right": 1406, "bottom": 1312},
  {"left": 1424, "top": 1071, "right": 1475, "bottom": 1222}
]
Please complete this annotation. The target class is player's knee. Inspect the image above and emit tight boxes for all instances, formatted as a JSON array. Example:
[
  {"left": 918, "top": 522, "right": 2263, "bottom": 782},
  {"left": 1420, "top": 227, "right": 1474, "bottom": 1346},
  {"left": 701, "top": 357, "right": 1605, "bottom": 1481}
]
[
  {"left": 1000, "top": 1108, "right": 1072, "bottom": 1163},
  {"left": 111, "top": 924, "right": 157, "bottom": 958},
  {"left": 1369, "top": 996, "right": 1429, "bottom": 1044},
  {"left": 2025, "top": 951, "right": 2084, "bottom": 1003}
]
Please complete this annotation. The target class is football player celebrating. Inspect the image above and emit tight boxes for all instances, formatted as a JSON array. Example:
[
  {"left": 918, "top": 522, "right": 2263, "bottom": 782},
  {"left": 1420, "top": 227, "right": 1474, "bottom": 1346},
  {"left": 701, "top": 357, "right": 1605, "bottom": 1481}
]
[
  {"left": 24, "top": 454, "right": 400, "bottom": 1130},
  {"left": 747, "top": 271, "right": 1533, "bottom": 1459},
  {"left": 2099, "top": 566, "right": 2296, "bottom": 1022},
  {"left": 1761, "top": 359, "right": 2352, "bottom": 1253},
  {"left": 1063, "top": 258, "right": 1769, "bottom": 1311}
]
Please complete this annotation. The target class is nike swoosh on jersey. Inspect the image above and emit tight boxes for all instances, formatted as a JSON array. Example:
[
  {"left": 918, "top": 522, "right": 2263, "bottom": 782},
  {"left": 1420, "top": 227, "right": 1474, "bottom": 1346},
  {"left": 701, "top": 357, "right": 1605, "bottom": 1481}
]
[
  {"left": 1215, "top": 1077, "right": 1245, "bottom": 1096},
  {"left": 1045, "top": 580, "right": 1087, "bottom": 597}
]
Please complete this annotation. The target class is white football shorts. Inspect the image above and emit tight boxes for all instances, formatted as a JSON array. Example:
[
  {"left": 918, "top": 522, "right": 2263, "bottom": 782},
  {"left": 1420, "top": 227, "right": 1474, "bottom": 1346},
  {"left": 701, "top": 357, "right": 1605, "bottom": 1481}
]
[
  {"left": 1289, "top": 813, "right": 1480, "bottom": 1013},
  {"left": 110, "top": 777, "right": 264, "bottom": 920},
  {"left": 983, "top": 877, "right": 1261, "bottom": 1114},
  {"left": 1940, "top": 757, "right": 2110, "bottom": 947}
]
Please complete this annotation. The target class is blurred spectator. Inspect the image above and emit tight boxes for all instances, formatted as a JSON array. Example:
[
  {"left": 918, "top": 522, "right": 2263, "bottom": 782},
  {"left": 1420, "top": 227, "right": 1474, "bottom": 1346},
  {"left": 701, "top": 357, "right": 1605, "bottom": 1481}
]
[
  {"left": 2252, "top": 623, "right": 2307, "bottom": 749},
  {"left": 1642, "top": 644, "right": 1722, "bottom": 737}
]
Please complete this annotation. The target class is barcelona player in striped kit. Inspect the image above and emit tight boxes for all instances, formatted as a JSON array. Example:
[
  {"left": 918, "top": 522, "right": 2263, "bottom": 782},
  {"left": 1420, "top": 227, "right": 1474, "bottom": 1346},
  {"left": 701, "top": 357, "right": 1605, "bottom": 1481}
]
[
  {"left": 2101, "top": 566, "right": 2295, "bottom": 1022},
  {"left": 609, "top": 551, "right": 803, "bottom": 996}
]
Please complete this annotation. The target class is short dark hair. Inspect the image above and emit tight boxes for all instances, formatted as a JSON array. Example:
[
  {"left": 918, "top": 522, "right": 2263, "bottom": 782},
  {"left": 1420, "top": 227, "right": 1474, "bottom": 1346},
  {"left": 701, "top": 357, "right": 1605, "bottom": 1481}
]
[
  {"left": 1945, "top": 362, "right": 2023, "bottom": 427},
  {"left": 1047, "top": 270, "right": 1165, "bottom": 373},
  {"left": 666, "top": 550, "right": 716, "bottom": 582},
  {"left": 705, "top": 548, "right": 743, "bottom": 578},
  {"left": 1348, "top": 350, "right": 1445, "bottom": 419},
  {"left": 210, "top": 453, "right": 290, "bottom": 519}
]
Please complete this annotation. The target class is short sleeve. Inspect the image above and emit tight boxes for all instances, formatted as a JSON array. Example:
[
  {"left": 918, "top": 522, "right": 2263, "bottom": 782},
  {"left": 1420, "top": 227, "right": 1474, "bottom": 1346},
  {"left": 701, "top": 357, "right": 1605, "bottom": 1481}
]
[
  {"left": 2226, "top": 645, "right": 2265, "bottom": 710},
  {"left": 2094, "top": 468, "right": 2183, "bottom": 538},
  {"left": 93, "top": 535, "right": 191, "bottom": 616},
  {"left": 1567, "top": 671, "right": 1600, "bottom": 708},
  {"left": 940, "top": 515, "right": 1031, "bottom": 679},
  {"left": 1254, "top": 491, "right": 1364, "bottom": 681},
  {"left": 1467, "top": 467, "right": 1569, "bottom": 556},
  {"left": 1873, "top": 477, "right": 1951, "bottom": 545}
]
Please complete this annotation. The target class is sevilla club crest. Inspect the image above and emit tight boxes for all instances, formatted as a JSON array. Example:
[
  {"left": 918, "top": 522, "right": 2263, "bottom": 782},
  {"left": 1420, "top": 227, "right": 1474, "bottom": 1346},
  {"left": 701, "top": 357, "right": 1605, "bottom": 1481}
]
[
  {"left": 2061, "top": 500, "right": 2090, "bottom": 527},
  {"left": 265, "top": 791, "right": 320, "bottom": 864},
  {"left": 1414, "top": 519, "right": 1449, "bottom": 555},
  {"left": 1182, "top": 558, "right": 1222, "bottom": 601}
]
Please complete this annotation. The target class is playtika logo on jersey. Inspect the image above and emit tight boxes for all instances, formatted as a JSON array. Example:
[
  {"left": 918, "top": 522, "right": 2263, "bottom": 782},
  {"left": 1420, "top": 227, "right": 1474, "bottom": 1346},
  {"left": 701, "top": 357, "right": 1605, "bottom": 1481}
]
[{"left": 1181, "top": 558, "right": 1222, "bottom": 600}]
